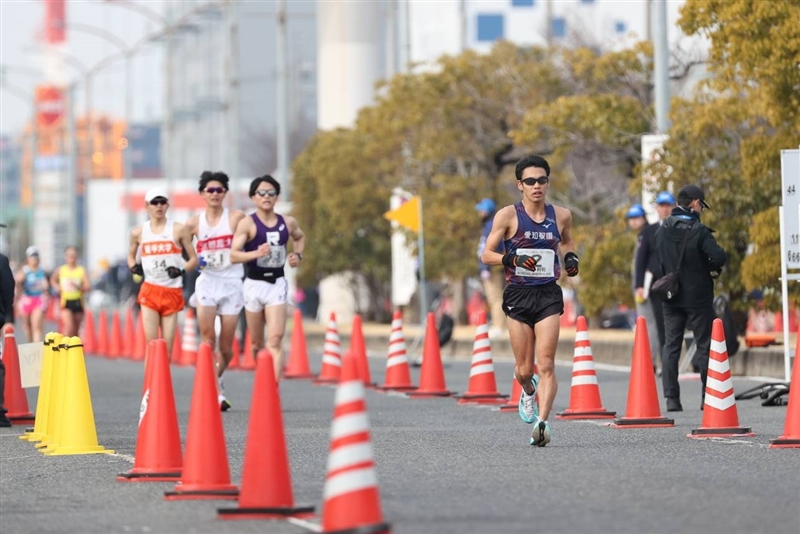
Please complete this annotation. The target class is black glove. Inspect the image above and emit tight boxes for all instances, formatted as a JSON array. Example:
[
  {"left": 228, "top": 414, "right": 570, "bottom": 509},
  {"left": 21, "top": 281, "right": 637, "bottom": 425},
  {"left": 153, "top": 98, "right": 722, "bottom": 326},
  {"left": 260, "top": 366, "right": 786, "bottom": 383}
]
[
  {"left": 564, "top": 252, "right": 579, "bottom": 277},
  {"left": 166, "top": 266, "right": 183, "bottom": 279},
  {"left": 502, "top": 251, "right": 538, "bottom": 271},
  {"left": 130, "top": 263, "right": 144, "bottom": 276}
]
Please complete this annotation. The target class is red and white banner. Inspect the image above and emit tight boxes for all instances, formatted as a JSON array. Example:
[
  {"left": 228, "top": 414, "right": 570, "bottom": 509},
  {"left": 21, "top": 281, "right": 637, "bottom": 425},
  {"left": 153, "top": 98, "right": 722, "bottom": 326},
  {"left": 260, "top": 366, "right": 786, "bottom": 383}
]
[
  {"left": 44, "top": 0, "right": 66, "bottom": 44},
  {"left": 35, "top": 85, "right": 64, "bottom": 129}
]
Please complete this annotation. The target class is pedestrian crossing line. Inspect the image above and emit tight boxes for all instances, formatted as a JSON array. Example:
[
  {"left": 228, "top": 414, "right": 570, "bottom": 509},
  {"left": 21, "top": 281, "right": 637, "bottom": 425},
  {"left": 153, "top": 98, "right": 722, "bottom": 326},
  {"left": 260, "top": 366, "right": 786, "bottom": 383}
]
[
  {"left": 110, "top": 452, "right": 136, "bottom": 463},
  {"left": 288, "top": 517, "right": 322, "bottom": 532},
  {"left": 689, "top": 437, "right": 770, "bottom": 448}
]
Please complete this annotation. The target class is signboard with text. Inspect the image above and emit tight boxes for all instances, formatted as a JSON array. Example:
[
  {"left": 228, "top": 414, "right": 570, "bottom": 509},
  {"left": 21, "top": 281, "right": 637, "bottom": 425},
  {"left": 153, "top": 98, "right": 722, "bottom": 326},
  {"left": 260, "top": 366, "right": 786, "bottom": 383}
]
[{"left": 781, "top": 150, "right": 800, "bottom": 268}]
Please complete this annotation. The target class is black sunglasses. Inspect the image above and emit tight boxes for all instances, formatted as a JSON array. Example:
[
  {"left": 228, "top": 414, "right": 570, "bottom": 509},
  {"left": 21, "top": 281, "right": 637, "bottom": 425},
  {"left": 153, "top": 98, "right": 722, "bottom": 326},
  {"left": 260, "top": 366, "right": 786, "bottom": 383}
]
[
  {"left": 205, "top": 187, "right": 225, "bottom": 194},
  {"left": 255, "top": 189, "right": 278, "bottom": 198},
  {"left": 149, "top": 198, "right": 168, "bottom": 206},
  {"left": 520, "top": 176, "right": 549, "bottom": 186}
]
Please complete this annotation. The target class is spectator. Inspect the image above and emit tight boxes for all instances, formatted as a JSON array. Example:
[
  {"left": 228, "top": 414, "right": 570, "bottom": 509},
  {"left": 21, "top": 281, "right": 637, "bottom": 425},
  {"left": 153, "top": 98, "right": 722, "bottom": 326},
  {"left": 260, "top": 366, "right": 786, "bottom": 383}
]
[
  {"left": 627, "top": 203, "right": 660, "bottom": 371},
  {"left": 655, "top": 185, "right": 727, "bottom": 412},
  {"left": 0, "top": 222, "right": 14, "bottom": 427}
]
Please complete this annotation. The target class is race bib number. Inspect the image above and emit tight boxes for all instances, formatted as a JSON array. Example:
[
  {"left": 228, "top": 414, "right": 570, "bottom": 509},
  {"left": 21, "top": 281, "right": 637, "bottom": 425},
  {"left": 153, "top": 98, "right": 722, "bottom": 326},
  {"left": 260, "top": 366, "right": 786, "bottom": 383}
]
[
  {"left": 256, "top": 245, "right": 286, "bottom": 268},
  {"left": 143, "top": 257, "right": 177, "bottom": 280},
  {"left": 514, "top": 248, "right": 555, "bottom": 278},
  {"left": 200, "top": 249, "right": 230, "bottom": 270}
]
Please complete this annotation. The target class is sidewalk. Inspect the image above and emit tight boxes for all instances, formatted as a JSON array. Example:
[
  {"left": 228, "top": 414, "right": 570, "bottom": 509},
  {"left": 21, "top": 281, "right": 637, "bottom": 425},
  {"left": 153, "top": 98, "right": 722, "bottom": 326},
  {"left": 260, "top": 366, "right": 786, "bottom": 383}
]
[{"left": 300, "top": 319, "right": 793, "bottom": 380}]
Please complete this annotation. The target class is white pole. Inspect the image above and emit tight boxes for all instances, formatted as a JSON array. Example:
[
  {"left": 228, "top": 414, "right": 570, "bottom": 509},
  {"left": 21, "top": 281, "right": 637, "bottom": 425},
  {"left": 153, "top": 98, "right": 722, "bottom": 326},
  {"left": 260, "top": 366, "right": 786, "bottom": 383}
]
[
  {"left": 276, "top": 0, "right": 290, "bottom": 199},
  {"left": 653, "top": 0, "right": 670, "bottom": 132},
  {"left": 779, "top": 206, "right": 792, "bottom": 382},
  {"left": 417, "top": 197, "right": 427, "bottom": 324},
  {"left": 123, "top": 54, "right": 134, "bottom": 231}
]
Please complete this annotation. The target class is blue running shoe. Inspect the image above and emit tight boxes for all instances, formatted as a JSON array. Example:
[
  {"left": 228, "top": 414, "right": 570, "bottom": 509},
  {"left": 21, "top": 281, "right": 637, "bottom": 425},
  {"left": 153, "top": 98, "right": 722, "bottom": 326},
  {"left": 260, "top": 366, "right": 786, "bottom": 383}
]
[
  {"left": 517, "top": 374, "right": 540, "bottom": 424},
  {"left": 530, "top": 420, "right": 552, "bottom": 447}
]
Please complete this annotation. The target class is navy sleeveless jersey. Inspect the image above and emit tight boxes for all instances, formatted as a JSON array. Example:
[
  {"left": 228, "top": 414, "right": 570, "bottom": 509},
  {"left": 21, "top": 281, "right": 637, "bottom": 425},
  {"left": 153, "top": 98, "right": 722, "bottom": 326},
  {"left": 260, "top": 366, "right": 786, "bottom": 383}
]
[
  {"left": 503, "top": 202, "right": 561, "bottom": 286},
  {"left": 245, "top": 213, "right": 290, "bottom": 281}
]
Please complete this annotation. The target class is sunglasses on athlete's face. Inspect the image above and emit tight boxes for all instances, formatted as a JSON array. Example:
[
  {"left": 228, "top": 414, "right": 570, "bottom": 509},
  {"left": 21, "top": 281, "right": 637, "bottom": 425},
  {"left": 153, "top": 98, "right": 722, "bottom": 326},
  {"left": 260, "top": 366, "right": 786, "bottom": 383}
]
[
  {"left": 149, "top": 197, "right": 168, "bottom": 206},
  {"left": 205, "top": 187, "right": 225, "bottom": 194},
  {"left": 255, "top": 189, "right": 278, "bottom": 198},
  {"left": 520, "top": 176, "right": 549, "bottom": 186}
]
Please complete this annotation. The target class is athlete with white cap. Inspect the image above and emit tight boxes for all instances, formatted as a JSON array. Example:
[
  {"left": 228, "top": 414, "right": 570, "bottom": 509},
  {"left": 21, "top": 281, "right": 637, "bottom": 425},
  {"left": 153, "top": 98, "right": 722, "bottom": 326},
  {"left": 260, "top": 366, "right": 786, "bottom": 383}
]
[{"left": 127, "top": 187, "right": 198, "bottom": 363}]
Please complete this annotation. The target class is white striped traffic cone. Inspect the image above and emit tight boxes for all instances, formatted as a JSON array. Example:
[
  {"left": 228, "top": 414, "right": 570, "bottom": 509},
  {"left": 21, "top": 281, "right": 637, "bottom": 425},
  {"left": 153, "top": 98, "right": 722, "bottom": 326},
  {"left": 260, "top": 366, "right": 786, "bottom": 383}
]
[
  {"left": 556, "top": 316, "right": 616, "bottom": 419},
  {"left": 321, "top": 352, "right": 390, "bottom": 534},
  {"left": 314, "top": 312, "right": 342, "bottom": 385},
  {"left": 689, "top": 319, "right": 754, "bottom": 438},
  {"left": 378, "top": 310, "right": 415, "bottom": 391},
  {"left": 455, "top": 311, "right": 506, "bottom": 405}
]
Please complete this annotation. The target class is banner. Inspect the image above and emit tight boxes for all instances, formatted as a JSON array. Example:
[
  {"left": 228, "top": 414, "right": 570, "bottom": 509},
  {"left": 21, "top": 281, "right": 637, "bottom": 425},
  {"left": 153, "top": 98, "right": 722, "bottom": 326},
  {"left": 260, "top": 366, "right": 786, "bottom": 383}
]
[
  {"left": 18, "top": 342, "right": 44, "bottom": 389},
  {"left": 44, "top": 0, "right": 66, "bottom": 44}
]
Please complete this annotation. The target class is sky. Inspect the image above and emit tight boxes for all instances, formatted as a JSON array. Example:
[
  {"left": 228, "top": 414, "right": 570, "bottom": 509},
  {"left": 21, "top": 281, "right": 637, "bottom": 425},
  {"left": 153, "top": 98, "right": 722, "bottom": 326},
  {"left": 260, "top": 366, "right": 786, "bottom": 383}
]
[{"left": 0, "top": 0, "right": 165, "bottom": 135}]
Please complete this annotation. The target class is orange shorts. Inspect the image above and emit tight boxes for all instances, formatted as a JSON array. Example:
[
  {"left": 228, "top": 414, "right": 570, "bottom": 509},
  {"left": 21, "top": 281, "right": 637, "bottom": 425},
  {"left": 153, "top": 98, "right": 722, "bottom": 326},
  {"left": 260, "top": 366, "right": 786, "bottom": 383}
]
[{"left": 138, "top": 282, "right": 184, "bottom": 316}]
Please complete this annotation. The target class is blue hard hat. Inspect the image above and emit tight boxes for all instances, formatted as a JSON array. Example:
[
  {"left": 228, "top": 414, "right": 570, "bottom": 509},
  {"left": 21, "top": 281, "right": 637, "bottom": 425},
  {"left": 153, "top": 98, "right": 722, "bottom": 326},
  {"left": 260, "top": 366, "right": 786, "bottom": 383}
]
[
  {"left": 475, "top": 198, "right": 496, "bottom": 213},
  {"left": 626, "top": 204, "right": 646, "bottom": 219},
  {"left": 655, "top": 191, "right": 675, "bottom": 205}
]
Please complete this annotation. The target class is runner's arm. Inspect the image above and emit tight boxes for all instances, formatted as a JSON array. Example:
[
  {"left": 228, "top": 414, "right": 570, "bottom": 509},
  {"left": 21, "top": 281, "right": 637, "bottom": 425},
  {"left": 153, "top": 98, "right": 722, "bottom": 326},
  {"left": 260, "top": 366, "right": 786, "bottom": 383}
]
[
  {"left": 481, "top": 207, "right": 513, "bottom": 266},
  {"left": 127, "top": 227, "right": 142, "bottom": 270},
  {"left": 176, "top": 223, "right": 198, "bottom": 272},
  {"left": 229, "top": 217, "right": 268, "bottom": 264},
  {"left": 286, "top": 216, "right": 305, "bottom": 268}
]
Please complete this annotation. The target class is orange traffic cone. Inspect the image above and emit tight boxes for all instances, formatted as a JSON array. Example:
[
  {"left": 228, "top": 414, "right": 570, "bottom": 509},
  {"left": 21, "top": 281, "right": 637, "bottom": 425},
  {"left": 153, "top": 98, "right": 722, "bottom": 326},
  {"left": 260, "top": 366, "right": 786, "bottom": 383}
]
[
  {"left": 284, "top": 308, "right": 315, "bottom": 379},
  {"left": 83, "top": 309, "right": 97, "bottom": 354},
  {"left": 178, "top": 309, "right": 199, "bottom": 366},
  {"left": 771, "top": 334, "right": 800, "bottom": 448},
  {"left": 556, "top": 316, "right": 616, "bottom": 419},
  {"left": 689, "top": 319, "right": 754, "bottom": 438},
  {"left": 133, "top": 312, "right": 146, "bottom": 361},
  {"left": 456, "top": 312, "right": 505, "bottom": 404},
  {"left": 378, "top": 310, "right": 415, "bottom": 392},
  {"left": 612, "top": 316, "right": 674, "bottom": 428},
  {"left": 122, "top": 308, "right": 136, "bottom": 358},
  {"left": 118, "top": 339, "right": 183, "bottom": 481},
  {"left": 2, "top": 326, "right": 35, "bottom": 425},
  {"left": 408, "top": 313, "right": 454, "bottom": 398},
  {"left": 321, "top": 352, "right": 391, "bottom": 534},
  {"left": 171, "top": 329, "right": 182, "bottom": 363},
  {"left": 218, "top": 349, "right": 315, "bottom": 519},
  {"left": 240, "top": 329, "right": 256, "bottom": 371},
  {"left": 107, "top": 310, "right": 123, "bottom": 359},
  {"left": 226, "top": 334, "right": 240, "bottom": 371},
  {"left": 96, "top": 310, "right": 109, "bottom": 356},
  {"left": 350, "top": 314, "right": 375, "bottom": 388},
  {"left": 499, "top": 377, "right": 524, "bottom": 413},
  {"left": 314, "top": 312, "right": 341, "bottom": 385},
  {"left": 164, "top": 342, "right": 238, "bottom": 500}
]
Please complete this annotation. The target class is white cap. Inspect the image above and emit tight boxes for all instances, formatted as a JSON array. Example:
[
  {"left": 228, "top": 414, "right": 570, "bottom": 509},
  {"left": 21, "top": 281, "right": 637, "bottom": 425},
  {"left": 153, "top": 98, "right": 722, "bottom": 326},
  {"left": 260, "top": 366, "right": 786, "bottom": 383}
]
[
  {"left": 26, "top": 246, "right": 39, "bottom": 257},
  {"left": 144, "top": 187, "right": 169, "bottom": 203}
]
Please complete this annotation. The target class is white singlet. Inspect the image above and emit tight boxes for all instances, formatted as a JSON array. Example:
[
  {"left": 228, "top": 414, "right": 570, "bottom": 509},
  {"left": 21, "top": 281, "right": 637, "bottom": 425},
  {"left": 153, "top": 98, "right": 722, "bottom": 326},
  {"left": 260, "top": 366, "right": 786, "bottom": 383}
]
[
  {"left": 140, "top": 219, "right": 184, "bottom": 289},
  {"left": 196, "top": 209, "right": 244, "bottom": 279}
]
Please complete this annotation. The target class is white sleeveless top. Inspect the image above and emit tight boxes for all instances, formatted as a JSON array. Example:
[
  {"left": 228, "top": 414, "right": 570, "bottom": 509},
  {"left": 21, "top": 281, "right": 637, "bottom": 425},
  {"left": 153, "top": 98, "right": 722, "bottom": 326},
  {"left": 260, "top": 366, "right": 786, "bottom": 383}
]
[
  {"left": 141, "top": 219, "right": 184, "bottom": 288},
  {"left": 196, "top": 209, "right": 244, "bottom": 279}
]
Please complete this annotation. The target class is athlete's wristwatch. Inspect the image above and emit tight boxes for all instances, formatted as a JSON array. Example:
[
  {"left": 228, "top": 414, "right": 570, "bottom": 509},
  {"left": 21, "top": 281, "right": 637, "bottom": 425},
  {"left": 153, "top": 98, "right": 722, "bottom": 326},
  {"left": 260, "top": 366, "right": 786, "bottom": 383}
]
[{"left": 296, "top": 253, "right": 304, "bottom": 261}]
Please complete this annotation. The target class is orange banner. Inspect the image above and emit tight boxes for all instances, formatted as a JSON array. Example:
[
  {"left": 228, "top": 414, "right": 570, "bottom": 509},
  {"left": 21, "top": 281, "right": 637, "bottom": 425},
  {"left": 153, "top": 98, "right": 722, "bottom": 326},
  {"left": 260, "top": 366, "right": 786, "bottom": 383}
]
[{"left": 35, "top": 85, "right": 64, "bottom": 130}]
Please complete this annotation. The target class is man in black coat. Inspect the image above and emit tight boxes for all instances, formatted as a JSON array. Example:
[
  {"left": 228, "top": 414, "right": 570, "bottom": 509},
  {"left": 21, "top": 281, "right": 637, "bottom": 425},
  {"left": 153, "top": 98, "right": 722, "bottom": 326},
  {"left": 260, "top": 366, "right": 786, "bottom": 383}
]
[
  {"left": 0, "top": 223, "right": 15, "bottom": 426},
  {"left": 655, "top": 185, "right": 727, "bottom": 412},
  {"left": 634, "top": 191, "right": 676, "bottom": 373}
]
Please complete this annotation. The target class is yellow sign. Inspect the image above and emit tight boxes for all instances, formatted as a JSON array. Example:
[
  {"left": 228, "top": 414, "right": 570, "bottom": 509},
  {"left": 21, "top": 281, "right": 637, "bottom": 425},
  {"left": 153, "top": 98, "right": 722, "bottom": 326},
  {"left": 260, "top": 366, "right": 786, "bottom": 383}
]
[{"left": 383, "top": 195, "right": 420, "bottom": 233}]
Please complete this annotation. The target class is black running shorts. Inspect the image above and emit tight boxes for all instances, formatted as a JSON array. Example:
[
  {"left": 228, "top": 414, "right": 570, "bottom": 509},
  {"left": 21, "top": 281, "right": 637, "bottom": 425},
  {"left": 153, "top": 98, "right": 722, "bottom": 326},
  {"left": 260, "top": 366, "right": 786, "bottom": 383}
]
[
  {"left": 502, "top": 282, "right": 564, "bottom": 328},
  {"left": 63, "top": 299, "right": 84, "bottom": 313}
]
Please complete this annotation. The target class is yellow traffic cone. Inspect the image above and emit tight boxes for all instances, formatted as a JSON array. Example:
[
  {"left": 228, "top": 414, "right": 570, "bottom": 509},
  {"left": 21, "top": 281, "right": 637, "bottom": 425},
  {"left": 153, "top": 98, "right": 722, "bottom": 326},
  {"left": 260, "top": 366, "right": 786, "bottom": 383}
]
[
  {"left": 20, "top": 333, "right": 57, "bottom": 442},
  {"left": 35, "top": 334, "right": 65, "bottom": 450},
  {"left": 43, "top": 337, "right": 114, "bottom": 456}
]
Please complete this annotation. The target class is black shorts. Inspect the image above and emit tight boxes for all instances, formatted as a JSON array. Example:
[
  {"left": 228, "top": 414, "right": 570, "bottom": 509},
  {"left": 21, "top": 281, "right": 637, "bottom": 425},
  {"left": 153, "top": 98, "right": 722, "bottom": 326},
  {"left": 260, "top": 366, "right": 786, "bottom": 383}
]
[
  {"left": 63, "top": 299, "right": 84, "bottom": 313},
  {"left": 502, "top": 282, "right": 563, "bottom": 328}
]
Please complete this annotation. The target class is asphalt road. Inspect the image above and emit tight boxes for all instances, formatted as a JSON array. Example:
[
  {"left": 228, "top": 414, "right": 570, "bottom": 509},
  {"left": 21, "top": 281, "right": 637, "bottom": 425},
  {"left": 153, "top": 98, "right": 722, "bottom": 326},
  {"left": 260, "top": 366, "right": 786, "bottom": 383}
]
[{"left": 1, "top": 347, "right": 798, "bottom": 534}]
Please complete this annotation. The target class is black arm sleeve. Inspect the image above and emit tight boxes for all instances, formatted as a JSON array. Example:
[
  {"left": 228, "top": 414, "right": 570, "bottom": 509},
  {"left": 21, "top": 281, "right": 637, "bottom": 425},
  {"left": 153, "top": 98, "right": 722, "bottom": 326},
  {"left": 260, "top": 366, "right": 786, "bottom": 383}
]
[
  {"left": 634, "top": 227, "right": 652, "bottom": 289},
  {"left": 700, "top": 229, "right": 728, "bottom": 271}
]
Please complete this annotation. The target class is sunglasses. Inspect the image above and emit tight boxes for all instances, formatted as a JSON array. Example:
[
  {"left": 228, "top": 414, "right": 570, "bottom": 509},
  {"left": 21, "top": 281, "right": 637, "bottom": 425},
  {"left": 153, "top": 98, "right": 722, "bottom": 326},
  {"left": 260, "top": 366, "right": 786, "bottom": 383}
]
[
  {"left": 149, "top": 198, "right": 168, "bottom": 206},
  {"left": 255, "top": 189, "right": 278, "bottom": 198},
  {"left": 520, "top": 177, "right": 549, "bottom": 186},
  {"left": 205, "top": 187, "right": 225, "bottom": 194}
]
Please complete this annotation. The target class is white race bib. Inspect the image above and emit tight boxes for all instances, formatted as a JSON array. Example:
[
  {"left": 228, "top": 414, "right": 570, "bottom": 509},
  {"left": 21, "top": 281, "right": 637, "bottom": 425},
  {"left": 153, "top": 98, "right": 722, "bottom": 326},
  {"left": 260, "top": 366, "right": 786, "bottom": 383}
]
[
  {"left": 256, "top": 245, "right": 286, "bottom": 268},
  {"left": 514, "top": 248, "right": 555, "bottom": 278},
  {"left": 143, "top": 256, "right": 179, "bottom": 281},
  {"left": 200, "top": 249, "right": 231, "bottom": 270}
]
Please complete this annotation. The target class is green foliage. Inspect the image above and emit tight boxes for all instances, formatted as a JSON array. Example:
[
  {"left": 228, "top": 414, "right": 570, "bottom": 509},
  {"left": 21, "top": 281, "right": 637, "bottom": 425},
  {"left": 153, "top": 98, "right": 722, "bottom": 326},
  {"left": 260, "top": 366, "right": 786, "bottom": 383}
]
[{"left": 575, "top": 220, "right": 637, "bottom": 318}]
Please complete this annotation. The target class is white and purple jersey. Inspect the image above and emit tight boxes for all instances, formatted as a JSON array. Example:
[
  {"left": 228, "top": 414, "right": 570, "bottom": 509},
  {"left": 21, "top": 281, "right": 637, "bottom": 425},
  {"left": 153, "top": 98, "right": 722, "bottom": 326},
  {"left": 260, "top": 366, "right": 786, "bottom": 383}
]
[{"left": 245, "top": 213, "right": 290, "bottom": 282}]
